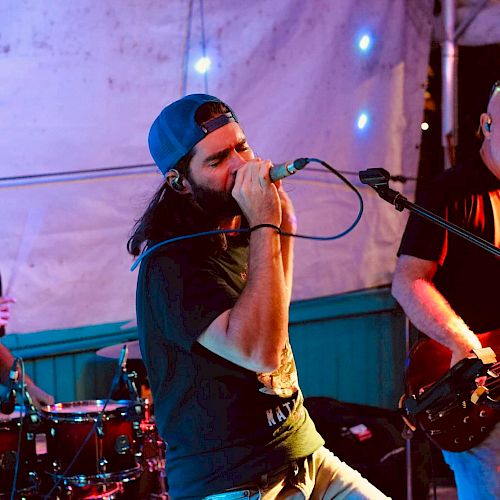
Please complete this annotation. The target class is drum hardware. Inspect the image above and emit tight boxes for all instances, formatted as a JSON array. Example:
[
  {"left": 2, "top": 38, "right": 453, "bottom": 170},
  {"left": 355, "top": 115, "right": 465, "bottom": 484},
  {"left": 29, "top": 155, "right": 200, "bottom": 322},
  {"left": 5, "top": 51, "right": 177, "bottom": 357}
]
[
  {"left": 42, "top": 348, "right": 144, "bottom": 499},
  {"left": 41, "top": 400, "right": 143, "bottom": 489},
  {"left": 3, "top": 349, "right": 170, "bottom": 499},
  {"left": 137, "top": 400, "right": 168, "bottom": 498},
  {"left": 0, "top": 357, "right": 43, "bottom": 500},
  {"left": 54, "top": 481, "right": 124, "bottom": 500},
  {"left": 96, "top": 341, "right": 142, "bottom": 361},
  {"left": 0, "top": 405, "right": 41, "bottom": 500}
]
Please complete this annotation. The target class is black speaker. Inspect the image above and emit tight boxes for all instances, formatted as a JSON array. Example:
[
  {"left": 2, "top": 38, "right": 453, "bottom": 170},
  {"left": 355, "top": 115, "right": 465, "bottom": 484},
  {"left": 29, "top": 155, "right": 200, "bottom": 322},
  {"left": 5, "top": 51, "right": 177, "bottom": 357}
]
[{"left": 305, "top": 397, "right": 432, "bottom": 500}]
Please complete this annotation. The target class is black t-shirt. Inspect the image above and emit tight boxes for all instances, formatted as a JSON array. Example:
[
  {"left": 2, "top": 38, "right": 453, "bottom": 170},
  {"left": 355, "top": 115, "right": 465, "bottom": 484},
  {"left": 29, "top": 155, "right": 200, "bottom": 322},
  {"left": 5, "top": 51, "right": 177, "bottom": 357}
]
[
  {"left": 398, "top": 152, "right": 500, "bottom": 333},
  {"left": 136, "top": 236, "right": 323, "bottom": 499}
]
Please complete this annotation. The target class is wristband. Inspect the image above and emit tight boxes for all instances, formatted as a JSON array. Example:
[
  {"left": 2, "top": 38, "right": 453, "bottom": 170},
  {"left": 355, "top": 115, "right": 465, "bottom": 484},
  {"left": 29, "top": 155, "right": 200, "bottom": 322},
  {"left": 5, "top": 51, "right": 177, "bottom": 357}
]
[{"left": 249, "top": 223, "right": 281, "bottom": 234}]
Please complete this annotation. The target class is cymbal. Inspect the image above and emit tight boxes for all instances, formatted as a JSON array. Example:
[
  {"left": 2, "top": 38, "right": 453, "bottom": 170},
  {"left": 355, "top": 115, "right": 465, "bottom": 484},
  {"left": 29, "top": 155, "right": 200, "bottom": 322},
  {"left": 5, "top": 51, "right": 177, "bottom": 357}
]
[{"left": 96, "top": 340, "right": 142, "bottom": 360}]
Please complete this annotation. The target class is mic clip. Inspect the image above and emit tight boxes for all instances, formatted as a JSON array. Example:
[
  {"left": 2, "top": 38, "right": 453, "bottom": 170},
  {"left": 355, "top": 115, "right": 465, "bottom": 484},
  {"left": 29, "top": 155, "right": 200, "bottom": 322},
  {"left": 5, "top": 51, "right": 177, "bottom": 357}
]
[{"left": 359, "top": 168, "right": 407, "bottom": 211}]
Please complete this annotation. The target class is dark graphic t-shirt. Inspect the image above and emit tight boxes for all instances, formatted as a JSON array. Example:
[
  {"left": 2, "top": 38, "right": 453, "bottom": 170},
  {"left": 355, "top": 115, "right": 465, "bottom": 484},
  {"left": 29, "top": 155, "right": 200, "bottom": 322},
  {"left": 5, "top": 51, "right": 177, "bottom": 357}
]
[
  {"left": 398, "top": 153, "right": 500, "bottom": 333},
  {"left": 136, "top": 237, "right": 323, "bottom": 499}
]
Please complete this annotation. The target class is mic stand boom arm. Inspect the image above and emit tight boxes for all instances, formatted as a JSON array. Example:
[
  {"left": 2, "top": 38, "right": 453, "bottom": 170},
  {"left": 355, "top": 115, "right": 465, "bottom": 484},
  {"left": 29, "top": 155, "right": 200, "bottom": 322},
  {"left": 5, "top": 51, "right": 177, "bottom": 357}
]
[{"left": 359, "top": 168, "right": 500, "bottom": 258}]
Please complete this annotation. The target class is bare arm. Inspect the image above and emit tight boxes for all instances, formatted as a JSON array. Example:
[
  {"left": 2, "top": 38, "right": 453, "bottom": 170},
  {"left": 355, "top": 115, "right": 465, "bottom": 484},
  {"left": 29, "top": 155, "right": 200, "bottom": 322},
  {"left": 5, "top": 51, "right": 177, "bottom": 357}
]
[
  {"left": 198, "top": 161, "right": 289, "bottom": 373},
  {"left": 0, "top": 342, "right": 15, "bottom": 384},
  {"left": 0, "top": 296, "right": 54, "bottom": 406},
  {"left": 0, "top": 296, "right": 16, "bottom": 383},
  {"left": 277, "top": 184, "right": 296, "bottom": 302},
  {"left": 0, "top": 342, "right": 54, "bottom": 406},
  {"left": 392, "top": 254, "right": 482, "bottom": 366}
]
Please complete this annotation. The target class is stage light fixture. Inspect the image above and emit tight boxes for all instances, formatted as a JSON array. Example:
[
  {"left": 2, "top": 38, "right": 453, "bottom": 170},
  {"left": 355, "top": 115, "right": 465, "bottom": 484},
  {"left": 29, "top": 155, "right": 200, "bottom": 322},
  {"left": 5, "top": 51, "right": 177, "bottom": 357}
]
[
  {"left": 358, "top": 34, "right": 372, "bottom": 52},
  {"left": 357, "top": 112, "right": 369, "bottom": 130},
  {"left": 194, "top": 56, "right": 211, "bottom": 74}
]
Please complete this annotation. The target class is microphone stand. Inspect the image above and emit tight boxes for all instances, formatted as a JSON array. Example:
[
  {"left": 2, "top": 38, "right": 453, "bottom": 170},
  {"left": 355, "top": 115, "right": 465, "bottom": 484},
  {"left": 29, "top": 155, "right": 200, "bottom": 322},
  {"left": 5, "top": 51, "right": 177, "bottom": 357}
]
[
  {"left": 359, "top": 168, "right": 499, "bottom": 500},
  {"left": 359, "top": 168, "right": 500, "bottom": 258}
]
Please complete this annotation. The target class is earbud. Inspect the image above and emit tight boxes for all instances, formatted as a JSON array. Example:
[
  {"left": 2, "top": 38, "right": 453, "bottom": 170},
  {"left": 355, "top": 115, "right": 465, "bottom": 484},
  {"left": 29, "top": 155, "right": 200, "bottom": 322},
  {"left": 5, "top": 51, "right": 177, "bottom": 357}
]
[
  {"left": 485, "top": 119, "right": 492, "bottom": 132},
  {"left": 170, "top": 171, "right": 184, "bottom": 191}
]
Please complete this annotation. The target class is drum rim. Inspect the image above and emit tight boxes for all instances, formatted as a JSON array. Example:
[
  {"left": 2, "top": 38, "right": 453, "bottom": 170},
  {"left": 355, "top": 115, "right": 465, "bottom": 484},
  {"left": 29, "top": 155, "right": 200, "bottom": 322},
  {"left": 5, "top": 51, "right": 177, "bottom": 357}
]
[
  {"left": 0, "top": 404, "right": 33, "bottom": 422},
  {"left": 47, "top": 464, "right": 142, "bottom": 487},
  {"left": 40, "top": 399, "right": 135, "bottom": 418}
]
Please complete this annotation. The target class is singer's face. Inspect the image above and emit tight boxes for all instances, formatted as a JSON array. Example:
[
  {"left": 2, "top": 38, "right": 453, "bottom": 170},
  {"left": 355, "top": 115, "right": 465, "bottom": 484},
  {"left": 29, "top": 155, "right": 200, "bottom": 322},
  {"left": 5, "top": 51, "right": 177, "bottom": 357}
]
[{"left": 185, "top": 122, "right": 254, "bottom": 217}]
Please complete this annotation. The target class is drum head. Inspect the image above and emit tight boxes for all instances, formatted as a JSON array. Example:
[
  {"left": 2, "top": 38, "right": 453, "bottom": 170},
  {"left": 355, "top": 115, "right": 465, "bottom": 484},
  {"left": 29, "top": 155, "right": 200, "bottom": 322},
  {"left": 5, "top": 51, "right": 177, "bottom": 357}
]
[{"left": 40, "top": 400, "right": 133, "bottom": 422}]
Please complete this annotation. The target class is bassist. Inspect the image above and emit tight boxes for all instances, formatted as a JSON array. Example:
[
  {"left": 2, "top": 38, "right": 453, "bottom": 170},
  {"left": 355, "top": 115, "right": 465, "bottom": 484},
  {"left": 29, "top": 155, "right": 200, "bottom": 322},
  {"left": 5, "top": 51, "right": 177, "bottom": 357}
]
[{"left": 392, "top": 80, "right": 500, "bottom": 499}]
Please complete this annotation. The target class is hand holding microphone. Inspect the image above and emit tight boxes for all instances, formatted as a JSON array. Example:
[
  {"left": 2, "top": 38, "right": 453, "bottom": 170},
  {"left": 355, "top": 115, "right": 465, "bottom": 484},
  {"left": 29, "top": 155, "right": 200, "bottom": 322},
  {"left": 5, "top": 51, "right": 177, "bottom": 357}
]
[{"left": 268, "top": 158, "right": 309, "bottom": 182}]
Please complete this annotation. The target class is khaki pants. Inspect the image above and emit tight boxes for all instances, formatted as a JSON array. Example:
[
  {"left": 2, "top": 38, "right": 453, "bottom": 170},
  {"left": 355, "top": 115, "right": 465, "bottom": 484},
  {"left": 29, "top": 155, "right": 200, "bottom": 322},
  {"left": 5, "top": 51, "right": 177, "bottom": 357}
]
[{"left": 204, "top": 446, "right": 390, "bottom": 499}]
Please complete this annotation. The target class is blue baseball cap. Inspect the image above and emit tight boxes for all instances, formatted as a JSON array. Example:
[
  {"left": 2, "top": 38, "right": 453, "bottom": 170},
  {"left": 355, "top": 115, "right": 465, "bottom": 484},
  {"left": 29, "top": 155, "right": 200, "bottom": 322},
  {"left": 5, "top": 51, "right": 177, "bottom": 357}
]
[{"left": 148, "top": 94, "right": 238, "bottom": 175}]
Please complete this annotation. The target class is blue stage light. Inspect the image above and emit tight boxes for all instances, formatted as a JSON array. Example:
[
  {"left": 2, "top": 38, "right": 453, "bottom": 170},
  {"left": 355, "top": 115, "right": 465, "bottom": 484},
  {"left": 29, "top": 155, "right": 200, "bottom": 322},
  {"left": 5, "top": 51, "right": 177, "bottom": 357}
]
[
  {"left": 357, "top": 112, "right": 369, "bottom": 130},
  {"left": 359, "top": 35, "right": 371, "bottom": 50}
]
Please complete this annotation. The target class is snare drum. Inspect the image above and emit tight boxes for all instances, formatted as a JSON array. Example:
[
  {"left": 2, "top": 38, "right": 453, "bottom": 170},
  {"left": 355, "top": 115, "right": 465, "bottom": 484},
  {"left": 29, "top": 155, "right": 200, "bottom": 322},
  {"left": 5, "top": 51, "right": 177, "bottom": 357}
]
[
  {"left": 41, "top": 400, "right": 143, "bottom": 486},
  {"left": 0, "top": 407, "right": 39, "bottom": 498}
]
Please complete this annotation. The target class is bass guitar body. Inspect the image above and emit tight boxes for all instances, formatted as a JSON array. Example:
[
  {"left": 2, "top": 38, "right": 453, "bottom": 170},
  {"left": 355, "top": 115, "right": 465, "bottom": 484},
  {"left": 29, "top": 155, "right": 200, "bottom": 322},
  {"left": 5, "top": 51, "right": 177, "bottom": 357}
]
[{"left": 404, "top": 332, "right": 499, "bottom": 452}]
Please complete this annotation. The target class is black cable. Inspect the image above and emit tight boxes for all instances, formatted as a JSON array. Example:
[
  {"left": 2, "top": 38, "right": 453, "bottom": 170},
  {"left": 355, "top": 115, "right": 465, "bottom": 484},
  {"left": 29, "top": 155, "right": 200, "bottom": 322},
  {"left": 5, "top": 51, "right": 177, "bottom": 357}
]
[
  {"left": 9, "top": 359, "right": 25, "bottom": 500},
  {"left": 0, "top": 162, "right": 156, "bottom": 183},
  {"left": 279, "top": 158, "right": 364, "bottom": 241},
  {"left": 0, "top": 161, "right": 420, "bottom": 185},
  {"left": 304, "top": 166, "right": 418, "bottom": 183},
  {"left": 131, "top": 157, "right": 364, "bottom": 270}
]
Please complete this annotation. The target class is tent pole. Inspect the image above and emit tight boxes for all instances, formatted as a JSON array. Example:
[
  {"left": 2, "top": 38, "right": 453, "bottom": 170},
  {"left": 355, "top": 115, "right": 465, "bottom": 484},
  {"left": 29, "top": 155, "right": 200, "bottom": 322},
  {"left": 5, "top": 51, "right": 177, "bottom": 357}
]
[
  {"left": 404, "top": 315, "right": 413, "bottom": 500},
  {"left": 441, "top": 0, "right": 458, "bottom": 169}
]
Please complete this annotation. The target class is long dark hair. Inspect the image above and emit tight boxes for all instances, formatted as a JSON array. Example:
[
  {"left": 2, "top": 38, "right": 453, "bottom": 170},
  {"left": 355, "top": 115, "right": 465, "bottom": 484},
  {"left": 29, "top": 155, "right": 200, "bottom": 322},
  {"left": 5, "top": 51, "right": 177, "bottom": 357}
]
[{"left": 127, "top": 101, "right": 232, "bottom": 257}]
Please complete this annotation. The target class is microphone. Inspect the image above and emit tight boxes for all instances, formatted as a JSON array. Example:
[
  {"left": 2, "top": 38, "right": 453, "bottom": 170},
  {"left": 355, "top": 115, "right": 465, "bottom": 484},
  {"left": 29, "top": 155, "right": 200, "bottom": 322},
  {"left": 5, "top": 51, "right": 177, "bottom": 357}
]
[
  {"left": 1, "top": 358, "right": 20, "bottom": 414},
  {"left": 111, "top": 344, "right": 128, "bottom": 392},
  {"left": 118, "top": 343, "right": 140, "bottom": 401},
  {"left": 269, "top": 158, "right": 309, "bottom": 182},
  {"left": 119, "top": 344, "right": 129, "bottom": 371}
]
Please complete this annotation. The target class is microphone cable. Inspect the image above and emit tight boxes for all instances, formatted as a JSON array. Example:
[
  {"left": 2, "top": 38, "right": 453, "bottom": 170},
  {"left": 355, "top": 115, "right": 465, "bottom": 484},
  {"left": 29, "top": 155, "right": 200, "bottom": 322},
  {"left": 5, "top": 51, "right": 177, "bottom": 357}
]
[{"left": 131, "top": 158, "right": 363, "bottom": 271}]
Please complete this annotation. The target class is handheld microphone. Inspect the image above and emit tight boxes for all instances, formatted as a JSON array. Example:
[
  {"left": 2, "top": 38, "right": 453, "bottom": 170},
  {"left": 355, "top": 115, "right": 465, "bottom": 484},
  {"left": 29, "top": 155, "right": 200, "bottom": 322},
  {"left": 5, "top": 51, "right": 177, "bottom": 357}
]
[
  {"left": 269, "top": 158, "right": 309, "bottom": 182},
  {"left": 1, "top": 358, "right": 20, "bottom": 414}
]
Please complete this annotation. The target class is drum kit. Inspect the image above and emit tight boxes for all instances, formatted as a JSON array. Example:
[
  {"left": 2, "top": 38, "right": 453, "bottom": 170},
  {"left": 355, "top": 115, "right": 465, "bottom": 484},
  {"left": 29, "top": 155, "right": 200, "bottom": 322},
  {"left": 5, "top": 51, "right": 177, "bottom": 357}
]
[{"left": 0, "top": 341, "right": 168, "bottom": 500}]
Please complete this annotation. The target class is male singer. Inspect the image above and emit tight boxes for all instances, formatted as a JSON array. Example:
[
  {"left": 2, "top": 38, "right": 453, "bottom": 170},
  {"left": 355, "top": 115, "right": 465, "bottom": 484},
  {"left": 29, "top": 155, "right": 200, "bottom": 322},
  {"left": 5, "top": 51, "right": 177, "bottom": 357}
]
[{"left": 129, "top": 94, "right": 387, "bottom": 499}]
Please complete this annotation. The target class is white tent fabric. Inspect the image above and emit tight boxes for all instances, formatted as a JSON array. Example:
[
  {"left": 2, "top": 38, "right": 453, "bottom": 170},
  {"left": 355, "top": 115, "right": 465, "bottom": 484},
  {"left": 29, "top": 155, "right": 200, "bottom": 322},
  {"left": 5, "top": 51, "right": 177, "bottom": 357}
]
[
  {"left": 434, "top": 0, "right": 500, "bottom": 45},
  {"left": 0, "top": 0, "right": 435, "bottom": 334}
]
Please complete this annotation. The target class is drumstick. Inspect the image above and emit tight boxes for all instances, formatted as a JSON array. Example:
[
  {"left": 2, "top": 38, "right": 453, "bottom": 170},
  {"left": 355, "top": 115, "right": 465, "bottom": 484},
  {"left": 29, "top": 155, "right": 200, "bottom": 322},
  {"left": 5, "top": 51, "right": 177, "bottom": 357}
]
[
  {"left": 5, "top": 207, "right": 46, "bottom": 296},
  {"left": 120, "top": 319, "right": 137, "bottom": 329}
]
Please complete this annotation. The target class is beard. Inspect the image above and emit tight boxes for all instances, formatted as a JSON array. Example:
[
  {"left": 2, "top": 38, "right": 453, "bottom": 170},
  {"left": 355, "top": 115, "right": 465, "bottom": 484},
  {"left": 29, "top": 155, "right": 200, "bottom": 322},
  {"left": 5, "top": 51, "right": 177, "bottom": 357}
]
[{"left": 189, "top": 181, "right": 242, "bottom": 219}]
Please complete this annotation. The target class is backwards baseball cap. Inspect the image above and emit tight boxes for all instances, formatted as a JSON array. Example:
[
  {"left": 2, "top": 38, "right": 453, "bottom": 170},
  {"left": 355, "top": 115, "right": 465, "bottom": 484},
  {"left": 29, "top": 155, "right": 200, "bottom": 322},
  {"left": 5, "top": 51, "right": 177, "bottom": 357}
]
[{"left": 148, "top": 94, "right": 238, "bottom": 175}]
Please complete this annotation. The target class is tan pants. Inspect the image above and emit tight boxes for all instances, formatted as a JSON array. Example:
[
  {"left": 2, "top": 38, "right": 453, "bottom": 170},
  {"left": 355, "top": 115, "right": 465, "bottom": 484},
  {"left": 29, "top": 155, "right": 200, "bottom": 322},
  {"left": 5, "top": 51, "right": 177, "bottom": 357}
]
[{"left": 204, "top": 446, "right": 390, "bottom": 499}]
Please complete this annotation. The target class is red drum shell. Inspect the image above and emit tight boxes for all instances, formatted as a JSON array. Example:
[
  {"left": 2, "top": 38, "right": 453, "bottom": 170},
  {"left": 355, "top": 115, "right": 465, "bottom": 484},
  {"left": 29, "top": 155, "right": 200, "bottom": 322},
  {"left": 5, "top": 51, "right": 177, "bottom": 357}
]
[
  {"left": 41, "top": 400, "right": 142, "bottom": 485},
  {"left": 0, "top": 407, "right": 38, "bottom": 496}
]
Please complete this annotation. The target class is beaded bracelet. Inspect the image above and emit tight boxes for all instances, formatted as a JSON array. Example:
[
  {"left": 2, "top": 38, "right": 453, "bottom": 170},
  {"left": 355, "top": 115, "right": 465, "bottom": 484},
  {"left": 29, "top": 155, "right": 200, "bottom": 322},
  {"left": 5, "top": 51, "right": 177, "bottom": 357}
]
[{"left": 249, "top": 223, "right": 281, "bottom": 234}]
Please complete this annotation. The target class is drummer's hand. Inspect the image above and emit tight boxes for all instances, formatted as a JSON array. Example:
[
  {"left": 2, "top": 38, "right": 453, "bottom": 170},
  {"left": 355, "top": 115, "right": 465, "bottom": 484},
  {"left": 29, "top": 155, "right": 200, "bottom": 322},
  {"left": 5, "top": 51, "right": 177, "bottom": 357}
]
[
  {"left": 26, "top": 382, "right": 54, "bottom": 407},
  {"left": 0, "top": 296, "right": 16, "bottom": 327}
]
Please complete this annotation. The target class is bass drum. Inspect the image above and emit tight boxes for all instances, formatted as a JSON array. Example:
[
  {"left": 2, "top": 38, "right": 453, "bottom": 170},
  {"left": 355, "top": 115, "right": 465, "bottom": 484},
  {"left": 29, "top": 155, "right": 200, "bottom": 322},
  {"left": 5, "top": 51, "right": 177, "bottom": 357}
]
[{"left": 0, "top": 407, "right": 39, "bottom": 499}]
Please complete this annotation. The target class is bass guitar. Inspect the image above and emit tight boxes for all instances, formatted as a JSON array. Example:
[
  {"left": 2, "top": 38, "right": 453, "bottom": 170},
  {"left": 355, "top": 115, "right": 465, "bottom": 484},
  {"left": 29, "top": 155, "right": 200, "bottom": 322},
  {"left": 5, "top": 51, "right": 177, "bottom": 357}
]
[{"left": 403, "top": 332, "right": 499, "bottom": 452}]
